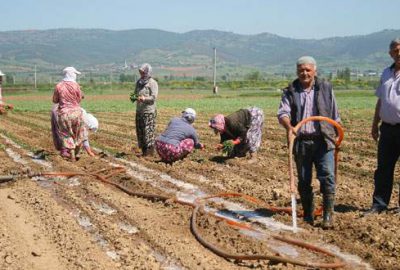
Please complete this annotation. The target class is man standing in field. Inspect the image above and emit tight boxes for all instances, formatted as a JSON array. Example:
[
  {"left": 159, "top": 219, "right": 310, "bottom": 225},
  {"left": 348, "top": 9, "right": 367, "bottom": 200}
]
[
  {"left": 277, "top": 56, "right": 341, "bottom": 229},
  {"left": 365, "top": 38, "right": 400, "bottom": 215}
]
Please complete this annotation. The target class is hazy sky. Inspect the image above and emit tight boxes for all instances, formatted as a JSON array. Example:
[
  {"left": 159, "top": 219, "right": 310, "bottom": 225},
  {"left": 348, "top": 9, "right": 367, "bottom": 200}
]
[{"left": 1, "top": 0, "right": 398, "bottom": 39}]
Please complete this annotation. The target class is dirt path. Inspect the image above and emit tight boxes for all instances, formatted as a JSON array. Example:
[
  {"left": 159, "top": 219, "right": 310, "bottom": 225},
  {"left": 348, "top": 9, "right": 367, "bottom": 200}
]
[{"left": 1, "top": 110, "right": 399, "bottom": 269}]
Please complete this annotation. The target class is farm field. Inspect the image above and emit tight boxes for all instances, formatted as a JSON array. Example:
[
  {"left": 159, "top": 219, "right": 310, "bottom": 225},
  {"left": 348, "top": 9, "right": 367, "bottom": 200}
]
[{"left": 0, "top": 88, "right": 399, "bottom": 270}]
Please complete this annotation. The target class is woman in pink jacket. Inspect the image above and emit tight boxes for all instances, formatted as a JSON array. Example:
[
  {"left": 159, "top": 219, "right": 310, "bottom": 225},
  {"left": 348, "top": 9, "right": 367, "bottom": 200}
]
[{"left": 52, "top": 67, "right": 85, "bottom": 161}]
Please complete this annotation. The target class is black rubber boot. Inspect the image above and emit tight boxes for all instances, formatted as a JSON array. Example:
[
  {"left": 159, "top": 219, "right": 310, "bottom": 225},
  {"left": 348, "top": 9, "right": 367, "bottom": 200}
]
[
  {"left": 322, "top": 194, "right": 335, "bottom": 229},
  {"left": 300, "top": 193, "right": 314, "bottom": 225}
]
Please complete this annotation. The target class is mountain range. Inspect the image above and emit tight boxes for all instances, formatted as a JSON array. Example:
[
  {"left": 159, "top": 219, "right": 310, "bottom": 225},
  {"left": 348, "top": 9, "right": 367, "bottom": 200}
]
[{"left": 0, "top": 28, "right": 399, "bottom": 75}]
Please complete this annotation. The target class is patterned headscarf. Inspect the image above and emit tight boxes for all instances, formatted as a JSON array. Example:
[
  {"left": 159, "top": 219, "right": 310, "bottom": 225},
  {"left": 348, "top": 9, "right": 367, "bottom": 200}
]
[
  {"left": 209, "top": 114, "right": 225, "bottom": 133},
  {"left": 140, "top": 63, "right": 152, "bottom": 77}
]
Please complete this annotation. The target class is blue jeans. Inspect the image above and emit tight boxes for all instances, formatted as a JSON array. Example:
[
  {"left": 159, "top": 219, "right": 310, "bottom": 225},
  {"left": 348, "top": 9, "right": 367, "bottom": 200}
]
[
  {"left": 294, "top": 137, "right": 335, "bottom": 196},
  {"left": 372, "top": 123, "right": 400, "bottom": 209}
]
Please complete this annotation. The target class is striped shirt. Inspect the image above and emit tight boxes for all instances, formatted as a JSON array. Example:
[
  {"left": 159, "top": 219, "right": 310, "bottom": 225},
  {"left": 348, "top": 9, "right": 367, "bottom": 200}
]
[{"left": 277, "top": 87, "right": 340, "bottom": 135}]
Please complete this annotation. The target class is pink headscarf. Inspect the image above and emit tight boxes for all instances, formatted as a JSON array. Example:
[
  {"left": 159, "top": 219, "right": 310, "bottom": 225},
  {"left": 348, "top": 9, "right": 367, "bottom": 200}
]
[{"left": 209, "top": 114, "right": 225, "bottom": 133}]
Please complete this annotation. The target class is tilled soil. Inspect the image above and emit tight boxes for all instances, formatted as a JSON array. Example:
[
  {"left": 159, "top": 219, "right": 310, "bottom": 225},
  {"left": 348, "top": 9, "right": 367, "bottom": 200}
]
[{"left": 0, "top": 109, "right": 399, "bottom": 270}]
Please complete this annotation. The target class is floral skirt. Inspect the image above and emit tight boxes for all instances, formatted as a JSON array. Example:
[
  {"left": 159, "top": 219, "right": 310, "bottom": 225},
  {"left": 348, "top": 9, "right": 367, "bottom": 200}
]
[
  {"left": 136, "top": 111, "right": 157, "bottom": 149},
  {"left": 246, "top": 107, "right": 264, "bottom": 153},
  {"left": 155, "top": 139, "right": 194, "bottom": 163},
  {"left": 57, "top": 108, "right": 85, "bottom": 150}
]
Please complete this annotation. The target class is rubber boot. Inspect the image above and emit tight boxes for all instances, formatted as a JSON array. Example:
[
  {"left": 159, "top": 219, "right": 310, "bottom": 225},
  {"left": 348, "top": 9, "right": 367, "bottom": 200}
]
[
  {"left": 300, "top": 193, "right": 314, "bottom": 225},
  {"left": 322, "top": 194, "right": 335, "bottom": 229},
  {"left": 141, "top": 146, "right": 148, "bottom": 156}
]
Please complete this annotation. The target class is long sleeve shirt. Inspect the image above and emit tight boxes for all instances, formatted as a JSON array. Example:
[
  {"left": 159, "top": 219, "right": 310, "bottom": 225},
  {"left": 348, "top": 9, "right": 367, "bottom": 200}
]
[
  {"left": 157, "top": 117, "right": 201, "bottom": 147},
  {"left": 277, "top": 87, "right": 340, "bottom": 135},
  {"left": 135, "top": 78, "right": 158, "bottom": 114}
]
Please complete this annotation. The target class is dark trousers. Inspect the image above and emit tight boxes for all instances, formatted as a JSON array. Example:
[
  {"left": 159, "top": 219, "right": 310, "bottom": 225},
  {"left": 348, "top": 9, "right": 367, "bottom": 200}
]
[
  {"left": 294, "top": 137, "right": 335, "bottom": 196},
  {"left": 372, "top": 123, "right": 400, "bottom": 209}
]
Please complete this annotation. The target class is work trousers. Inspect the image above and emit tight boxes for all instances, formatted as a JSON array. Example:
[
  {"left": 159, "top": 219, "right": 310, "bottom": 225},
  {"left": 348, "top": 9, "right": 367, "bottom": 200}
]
[
  {"left": 372, "top": 122, "right": 400, "bottom": 209},
  {"left": 294, "top": 137, "right": 335, "bottom": 196}
]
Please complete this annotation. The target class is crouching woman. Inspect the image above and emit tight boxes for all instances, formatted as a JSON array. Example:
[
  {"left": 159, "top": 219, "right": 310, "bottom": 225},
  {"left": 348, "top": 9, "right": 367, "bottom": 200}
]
[
  {"left": 155, "top": 108, "right": 204, "bottom": 163},
  {"left": 209, "top": 107, "right": 264, "bottom": 158}
]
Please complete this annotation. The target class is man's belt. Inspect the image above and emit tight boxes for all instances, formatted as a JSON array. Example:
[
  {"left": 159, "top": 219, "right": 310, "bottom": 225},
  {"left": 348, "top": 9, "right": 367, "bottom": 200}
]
[{"left": 297, "top": 134, "right": 323, "bottom": 140}]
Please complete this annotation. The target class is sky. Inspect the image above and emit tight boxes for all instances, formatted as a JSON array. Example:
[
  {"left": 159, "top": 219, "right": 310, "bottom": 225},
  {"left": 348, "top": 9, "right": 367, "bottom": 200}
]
[{"left": 1, "top": 0, "right": 398, "bottom": 39}]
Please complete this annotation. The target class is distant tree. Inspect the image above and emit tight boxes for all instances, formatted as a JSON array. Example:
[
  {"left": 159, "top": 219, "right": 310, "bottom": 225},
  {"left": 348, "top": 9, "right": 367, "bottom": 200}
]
[
  {"left": 194, "top": 76, "right": 206, "bottom": 81},
  {"left": 5, "top": 74, "right": 14, "bottom": 84},
  {"left": 337, "top": 68, "right": 351, "bottom": 83},
  {"left": 245, "top": 71, "right": 262, "bottom": 81}
]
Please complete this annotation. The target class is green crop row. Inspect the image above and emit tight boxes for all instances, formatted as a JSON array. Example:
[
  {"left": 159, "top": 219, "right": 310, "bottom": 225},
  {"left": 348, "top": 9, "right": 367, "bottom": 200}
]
[{"left": 3, "top": 88, "right": 377, "bottom": 114}]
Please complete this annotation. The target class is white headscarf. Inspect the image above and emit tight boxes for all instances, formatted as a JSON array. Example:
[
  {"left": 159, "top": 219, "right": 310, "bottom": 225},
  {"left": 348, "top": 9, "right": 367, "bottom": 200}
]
[
  {"left": 63, "top": 67, "right": 81, "bottom": 82},
  {"left": 182, "top": 108, "right": 196, "bottom": 123},
  {"left": 81, "top": 108, "right": 99, "bottom": 132}
]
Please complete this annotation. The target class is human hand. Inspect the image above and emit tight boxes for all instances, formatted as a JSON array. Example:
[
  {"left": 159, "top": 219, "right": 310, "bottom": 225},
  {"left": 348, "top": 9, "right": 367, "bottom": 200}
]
[
  {"left": 85, "top": 146, "right": 96, "bottom": 157},
  {"left": 232, "top": 138, "right": 241, "bottom": 145},
  {"left": 371, "top": 124, "right": 379, "bottom": 141},
  {"left": 137, "top": 96, "right": 146, "bottom": 102},
  {"left": 286, "top": 127, "right": 296, "bottom": 142},
  {"left": 216, "top": 144, "right": 223, "bottom": 150}
]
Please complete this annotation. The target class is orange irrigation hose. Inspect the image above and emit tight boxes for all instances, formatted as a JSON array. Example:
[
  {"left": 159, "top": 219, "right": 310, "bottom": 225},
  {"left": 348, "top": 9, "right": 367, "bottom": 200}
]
[
  {"left": 288, "top": 116, "right": 344, "bottom": 223},
  {"left": 35, "top": 168, "right": 346, "bottom": 268},
  {"left": 191, "top": 205, "right": 346, "bottom": 268},
  {"left": 193, "top": 193, "right": 345, "bottom": 268},
  {"left": 289, "top": 116, "right": 344, "bottom": 193}
]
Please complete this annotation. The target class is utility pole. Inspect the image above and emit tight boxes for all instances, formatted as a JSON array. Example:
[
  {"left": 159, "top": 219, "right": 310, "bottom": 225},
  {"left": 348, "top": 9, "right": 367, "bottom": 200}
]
[
  {"left": 34, "top": 65, "right": 37, "bottom": 89},
  {"left": 213, "top": 47, "right": 218, "bottom": 94},
  {"left": 110, "top": 71, "right": 113, "bottom": 91}
]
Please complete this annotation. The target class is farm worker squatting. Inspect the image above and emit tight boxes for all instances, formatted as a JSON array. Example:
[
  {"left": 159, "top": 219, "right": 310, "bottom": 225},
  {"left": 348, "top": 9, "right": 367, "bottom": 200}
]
[
  {"left": 51, "top": 104, "right": 98, "bottom": 157},
  {"left": 277, "top": 56, "right": 341, "bottom": 229},
  {"left": 52, "top": 67, "right": 85, "bottom": 161},
  {"left": 133, "top": 63, "right": 159, "bottom": 157},
  {"left": 364, "top": 38, "right": 400, "bottom": 215},
  {"left": 209, "top": 107, "right": 264, "bottom": 159},
  {"left": 0, "top": 70, "right": 13, "bottom": 114},
  {"left": 155, "top": 108, "right": 205, "bottom": 163},
  {"left": 0, "top": 70, "right": 4, "bottom": 105}
]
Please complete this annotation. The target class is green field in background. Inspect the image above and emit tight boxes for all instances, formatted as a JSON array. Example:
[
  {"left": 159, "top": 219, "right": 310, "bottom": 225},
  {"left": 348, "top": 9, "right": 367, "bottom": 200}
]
[{"left": 3, "top": 88, "right": 377, "bottom": 115}]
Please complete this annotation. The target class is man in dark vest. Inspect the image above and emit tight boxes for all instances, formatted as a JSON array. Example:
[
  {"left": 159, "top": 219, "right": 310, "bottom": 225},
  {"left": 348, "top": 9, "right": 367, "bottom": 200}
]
[{"left": 277, "top": 56, "right": 341, "bottom": 229}]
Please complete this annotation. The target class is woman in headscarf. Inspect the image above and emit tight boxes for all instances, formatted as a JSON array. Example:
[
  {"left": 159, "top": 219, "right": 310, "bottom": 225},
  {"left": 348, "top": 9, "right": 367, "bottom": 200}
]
[
  {"left": 51, "top": 105, "right": 98, "bottom": 157},
  {"left": 133, "top": 63, "right": 159, "bottom": 156},
  {"left": 209, "top": 107, "right": 264, "bottom": 158},
  {"left": 52, "top": 67, "right": 85, "bottom": 161},
  {"left": 155, "top": 108, "right": 204, "bottom": 163},
  {"left": 0, "top": 70, "right": 13, "bottom": 114}
]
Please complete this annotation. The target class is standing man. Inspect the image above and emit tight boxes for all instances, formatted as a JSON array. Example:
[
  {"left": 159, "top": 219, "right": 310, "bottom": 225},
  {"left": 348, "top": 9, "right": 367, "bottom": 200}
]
[
  {"left": 277, "top": 56, "right": 341, "bottom": 229},
  {"left": 365, "top": 38, "right": 400, "bottom": 215}
]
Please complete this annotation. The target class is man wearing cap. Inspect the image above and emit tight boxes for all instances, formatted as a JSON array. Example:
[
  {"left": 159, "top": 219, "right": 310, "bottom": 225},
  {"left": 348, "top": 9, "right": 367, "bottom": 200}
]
[
  {"left": 364, "top": 38, "right": 400, "bottom": 215},
  {"left": 52, "top": 67, "right": 85, "bottom": 161},
  {"left": 277, "top": 56, "right": 341, "bottom": 229},
  {"left": 155, "top": 108, "right": 204, "bottom": 163}
]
